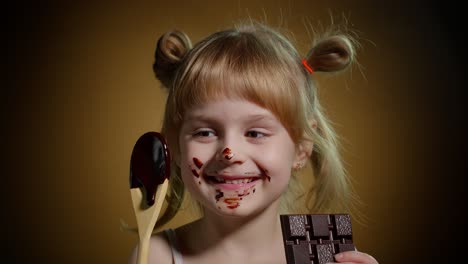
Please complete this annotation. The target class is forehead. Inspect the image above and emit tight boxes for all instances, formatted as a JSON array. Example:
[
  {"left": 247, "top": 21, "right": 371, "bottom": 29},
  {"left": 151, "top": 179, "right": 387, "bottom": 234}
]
[{"left": 184, "top": 99, "right": 279, "bottom": 123}]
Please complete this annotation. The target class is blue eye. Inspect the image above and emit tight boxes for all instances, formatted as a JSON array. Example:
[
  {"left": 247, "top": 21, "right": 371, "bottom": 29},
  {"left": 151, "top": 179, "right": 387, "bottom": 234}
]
[{"left": 246, "top": 130, "right": 265, "bottom": 138}]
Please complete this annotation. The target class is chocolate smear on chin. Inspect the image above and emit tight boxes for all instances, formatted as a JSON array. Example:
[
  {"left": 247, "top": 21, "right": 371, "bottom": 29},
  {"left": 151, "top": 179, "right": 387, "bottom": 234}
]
[
  {"left": 215, "top": 190, "right": 224, "bottom": 202},
  {"left": 224, "top": 198, "right": 240, "bottom": 209}
]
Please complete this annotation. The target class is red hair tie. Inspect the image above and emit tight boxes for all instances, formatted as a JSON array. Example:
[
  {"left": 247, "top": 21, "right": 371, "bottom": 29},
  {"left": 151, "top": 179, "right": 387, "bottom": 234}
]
[{"left": 302, "top": 59, "right": 314, "bottom": 74}]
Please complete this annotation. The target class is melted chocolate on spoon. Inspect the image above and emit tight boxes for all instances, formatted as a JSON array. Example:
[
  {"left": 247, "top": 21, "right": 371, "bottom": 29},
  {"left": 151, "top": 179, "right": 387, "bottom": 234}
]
[{"left": 130, "top": 132, "right": 171, "bottom": 206}]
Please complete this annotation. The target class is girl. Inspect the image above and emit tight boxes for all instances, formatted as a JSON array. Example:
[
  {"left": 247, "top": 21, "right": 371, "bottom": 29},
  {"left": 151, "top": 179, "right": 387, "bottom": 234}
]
[{"left": 130, "top": 21, "right": 378, "bottom": 264}]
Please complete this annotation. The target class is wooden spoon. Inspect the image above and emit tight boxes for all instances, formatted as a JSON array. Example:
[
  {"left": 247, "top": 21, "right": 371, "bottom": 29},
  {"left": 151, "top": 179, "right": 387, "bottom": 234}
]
[{"left": 130, "top": 132, "right": 170, "bottom": 264}]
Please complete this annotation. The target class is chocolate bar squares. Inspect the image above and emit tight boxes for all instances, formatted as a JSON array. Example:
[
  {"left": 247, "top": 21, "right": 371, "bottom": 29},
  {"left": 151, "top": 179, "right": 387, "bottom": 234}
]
[{"left": 280, "top": 214, "right": 355, "bottom": 264}]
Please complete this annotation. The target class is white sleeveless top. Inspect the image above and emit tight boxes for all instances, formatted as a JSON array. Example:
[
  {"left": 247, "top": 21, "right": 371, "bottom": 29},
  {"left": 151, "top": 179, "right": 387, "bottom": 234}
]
[{"left": 164, "top": 229, "right": 183, "bottom": 264}]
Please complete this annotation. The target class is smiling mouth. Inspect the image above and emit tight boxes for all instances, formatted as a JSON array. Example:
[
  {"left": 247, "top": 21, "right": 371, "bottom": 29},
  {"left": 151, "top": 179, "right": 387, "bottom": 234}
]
[
  {"left": 204, "top": 172, "right": 263, "bottom": 185},
  {"left": 207, "top": 176, "right": 259, "bottom": 192},
  {"left": 207, "top": 176, "right": 260, "bottom": 184}
]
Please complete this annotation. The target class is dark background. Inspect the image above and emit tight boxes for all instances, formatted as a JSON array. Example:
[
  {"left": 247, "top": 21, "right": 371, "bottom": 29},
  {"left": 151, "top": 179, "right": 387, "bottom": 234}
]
[{"left": 5, "top": 0, "right": 465, "bottom": 263}]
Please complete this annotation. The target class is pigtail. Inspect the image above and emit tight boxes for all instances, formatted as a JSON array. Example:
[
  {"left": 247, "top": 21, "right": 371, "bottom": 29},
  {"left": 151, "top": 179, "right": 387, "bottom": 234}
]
[
  {"left": 150, "top": 31, "right": 192, "bottom": 230},
  {"left": 303, "top": 34, "right": 359, "bottom": 214},
  {"left": 308, "top": 103, "right": 353, "bottom": 214},
  {"left": 153, "top": 30, "right": 192, "bottom": 89},
  {"left": 304, "top": 35, "right": 355, "bottom": 73}
]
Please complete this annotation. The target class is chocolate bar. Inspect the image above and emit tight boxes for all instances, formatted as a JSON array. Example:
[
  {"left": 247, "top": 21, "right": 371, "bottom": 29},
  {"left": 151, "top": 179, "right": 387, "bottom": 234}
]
[{"left": 280, "top": 214, "right": 355, "bottom": 264}]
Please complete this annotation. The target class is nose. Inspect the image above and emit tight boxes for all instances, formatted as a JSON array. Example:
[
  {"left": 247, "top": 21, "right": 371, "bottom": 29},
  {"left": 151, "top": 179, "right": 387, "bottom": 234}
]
[
  {"left": 222, "top": 147, "right": 234, "bottom": 160},
  {"left": 216, "top": 146, "right": 243, "bottom": 165}
]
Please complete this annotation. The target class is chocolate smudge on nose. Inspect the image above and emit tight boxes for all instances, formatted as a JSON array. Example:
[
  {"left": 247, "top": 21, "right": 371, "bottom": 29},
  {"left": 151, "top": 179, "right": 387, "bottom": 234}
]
[{"left": 222, "top": 148, "right": 233, "bottom": 160}]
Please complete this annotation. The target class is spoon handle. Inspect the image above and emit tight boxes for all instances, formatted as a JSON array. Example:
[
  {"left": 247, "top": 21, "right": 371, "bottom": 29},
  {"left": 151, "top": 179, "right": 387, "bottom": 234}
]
[{"left": 132, "top": 179, "right": 169, "bottom": 264}]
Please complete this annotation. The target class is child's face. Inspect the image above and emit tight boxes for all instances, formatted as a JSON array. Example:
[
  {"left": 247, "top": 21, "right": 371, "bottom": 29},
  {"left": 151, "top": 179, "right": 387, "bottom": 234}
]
[{"left": 178, "top": 99, "right": 299, "bottom": 216}]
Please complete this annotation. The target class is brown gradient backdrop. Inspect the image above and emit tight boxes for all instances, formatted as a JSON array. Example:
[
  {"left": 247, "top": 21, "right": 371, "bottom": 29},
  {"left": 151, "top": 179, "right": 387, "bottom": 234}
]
[{"left": 5, "top": 0, "right": 465, "bottom": 263}]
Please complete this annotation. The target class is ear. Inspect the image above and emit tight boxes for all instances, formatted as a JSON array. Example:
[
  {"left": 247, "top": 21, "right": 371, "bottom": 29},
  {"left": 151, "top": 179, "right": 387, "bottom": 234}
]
[
  {"left": 293, "top": 120, "right": 317, "bottom": 170},
  {"left": 293, "top": 140, "right": 313, "bottom": 168}
]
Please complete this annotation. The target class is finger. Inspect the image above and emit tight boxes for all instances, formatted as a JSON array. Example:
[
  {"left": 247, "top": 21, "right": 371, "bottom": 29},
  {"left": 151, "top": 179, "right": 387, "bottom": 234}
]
[{"left": 334, "top": 251, "right": 378, "bottom": 264}]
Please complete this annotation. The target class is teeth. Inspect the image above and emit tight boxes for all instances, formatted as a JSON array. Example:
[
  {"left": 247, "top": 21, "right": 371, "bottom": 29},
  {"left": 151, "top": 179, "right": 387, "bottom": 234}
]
[
  {"left": 212, "top": 177, "right": 254, "bottom": 184},
  {"left": 215, "top": 176, "right": 224, "bottom": 182}
]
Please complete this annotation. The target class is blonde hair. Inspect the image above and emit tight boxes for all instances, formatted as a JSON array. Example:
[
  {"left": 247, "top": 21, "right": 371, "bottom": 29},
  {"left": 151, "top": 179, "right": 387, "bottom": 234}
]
[{"left": 153, "top": 21, "right": 358, "bottom": 228}]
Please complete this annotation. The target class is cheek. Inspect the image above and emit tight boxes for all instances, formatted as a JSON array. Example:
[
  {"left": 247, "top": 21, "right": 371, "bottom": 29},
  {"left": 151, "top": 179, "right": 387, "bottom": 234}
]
[
  {"left": 184, "top": 144, "right": 214, "bottom": 168},
  {"left": 181, "top": 141, "right": 215, "bottom": 161},
  {"left": 179, "top": 159, "right": 206, "bottom": 200},
  {"left": 180, "top": 143, "right": 215, "bottom": 183},
  {"left": 268, "top": 163, "right": 294, "bottom": 188},
  {"left": 258, "top": 143, "right": 296, "bottom": 175}
]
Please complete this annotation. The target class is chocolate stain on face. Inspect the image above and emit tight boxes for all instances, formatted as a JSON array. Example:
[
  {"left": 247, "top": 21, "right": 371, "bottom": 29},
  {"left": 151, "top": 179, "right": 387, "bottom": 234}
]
[
  {"left": 193, "top": 157, "right": 203, "bottom": 169},
  {"left": 259, "top": 166, "right": 271, "bottom": 182},
  {"left": 237, "top": 191, "right": 251, "bottom": 197},
  {"left": 224, "top": 198, "right": 240, "bottom": 209},
  {"left": 222, "top": 147, "right": 233, "bottom": 160},
  {"left": 237, "top": 185, "right": 255, "bottom": 197},
  {"left": 215, "top": 185, "right": 257, "bottom": 210},
  {"left": 191, "top": 157, "right": 204, "bottom": 178},
  {"left": 215, "top": 190, "right": 224, "bottom": 202}
]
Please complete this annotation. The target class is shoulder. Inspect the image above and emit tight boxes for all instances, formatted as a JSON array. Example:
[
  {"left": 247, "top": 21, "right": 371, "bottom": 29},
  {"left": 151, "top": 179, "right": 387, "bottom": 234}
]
[{"left": 128, "top": 230, "right": 173, "bottom": 264}]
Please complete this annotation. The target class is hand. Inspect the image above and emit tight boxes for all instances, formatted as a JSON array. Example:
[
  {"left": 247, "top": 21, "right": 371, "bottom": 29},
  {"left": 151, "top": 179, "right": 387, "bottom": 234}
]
[{"left": 331, "top": 250, "right": 378, "bottom": 264}]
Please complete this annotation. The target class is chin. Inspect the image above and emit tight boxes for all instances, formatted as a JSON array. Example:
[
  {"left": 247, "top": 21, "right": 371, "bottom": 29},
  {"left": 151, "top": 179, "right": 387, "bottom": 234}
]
[{"left": 209, "top": 198, "right": 276, "bottom": 219}]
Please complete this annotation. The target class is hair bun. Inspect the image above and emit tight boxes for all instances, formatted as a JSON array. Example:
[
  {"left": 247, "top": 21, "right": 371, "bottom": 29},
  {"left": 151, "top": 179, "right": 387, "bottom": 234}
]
[
  {"left": 305, "top": 35, "right": 355, "bottom": 73},
  {"left": 153, "top": 30, "right": 192, "bottom": 88}
]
